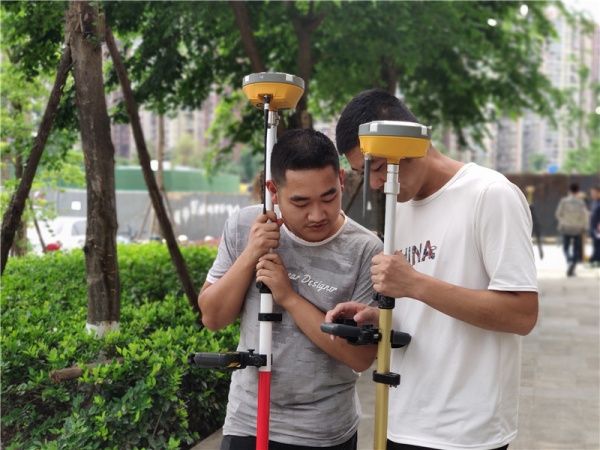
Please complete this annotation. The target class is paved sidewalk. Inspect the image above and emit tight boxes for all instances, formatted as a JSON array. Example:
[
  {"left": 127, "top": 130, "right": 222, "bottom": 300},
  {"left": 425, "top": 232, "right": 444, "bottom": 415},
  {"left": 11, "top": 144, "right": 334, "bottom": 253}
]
[
  {"left": 193, "top": 244, "right": 600, "bottom": 449},
  {"left": 509, "top": 244, "right": 599, "bottom": 450}
]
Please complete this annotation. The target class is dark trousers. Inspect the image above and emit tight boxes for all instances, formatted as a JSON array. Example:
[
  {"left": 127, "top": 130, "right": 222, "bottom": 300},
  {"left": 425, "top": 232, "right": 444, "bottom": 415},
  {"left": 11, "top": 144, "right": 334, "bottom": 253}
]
[
  {"left": 220, "top": 432, "right": 357, "bottom": 450},
  {"left": 562, "top": 234, "right": 582, "bottom": 275},
  {"left": 590, "top": 236, "right": 600, "bottom": 263},
  {"left": 386, "top": 440, "right": 508, "bottom": 450}
]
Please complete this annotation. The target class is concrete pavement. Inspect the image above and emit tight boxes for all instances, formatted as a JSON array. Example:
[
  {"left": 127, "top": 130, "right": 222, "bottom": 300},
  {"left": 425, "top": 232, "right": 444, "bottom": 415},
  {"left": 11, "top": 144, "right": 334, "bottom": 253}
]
[{"left": 193, "top": 243, "right": 600, "bottom": 449}]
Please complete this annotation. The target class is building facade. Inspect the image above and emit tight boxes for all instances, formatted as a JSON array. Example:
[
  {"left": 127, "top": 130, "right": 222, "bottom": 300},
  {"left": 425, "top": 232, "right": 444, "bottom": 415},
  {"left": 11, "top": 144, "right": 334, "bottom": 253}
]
[{"left": 492, "top": 6, "right": 599, "bottom": 174}]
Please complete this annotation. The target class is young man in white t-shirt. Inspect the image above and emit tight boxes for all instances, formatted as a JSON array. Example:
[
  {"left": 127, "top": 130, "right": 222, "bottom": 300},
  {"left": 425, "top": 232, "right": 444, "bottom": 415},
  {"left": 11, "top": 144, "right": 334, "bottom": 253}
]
[
  {"left": 327, "top": 89, "right": 538, "bottom": 450},
  {"left": 199, "top": 129, "right": 383, "bottom": 449}
]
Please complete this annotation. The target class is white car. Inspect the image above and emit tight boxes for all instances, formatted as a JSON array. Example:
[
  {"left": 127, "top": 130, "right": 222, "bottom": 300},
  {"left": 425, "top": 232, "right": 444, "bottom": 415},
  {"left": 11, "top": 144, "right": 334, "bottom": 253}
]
[{"left": 27, "top": 216, "right": 87, "bottom": 254}]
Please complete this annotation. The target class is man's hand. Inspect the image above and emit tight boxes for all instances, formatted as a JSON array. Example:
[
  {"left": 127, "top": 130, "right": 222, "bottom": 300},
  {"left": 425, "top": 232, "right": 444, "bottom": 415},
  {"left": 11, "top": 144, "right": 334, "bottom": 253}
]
[
  {"left": 324, "top": 301, "right": 379, "bottom": 328},
  {"left": 371, "top": 250, "right": 417, "bottom": 299},
  {"left": 256, "top": 252, "right": 294, "bottom": 308},
  {"left": 243, "top": 211, "right": 284, "bottom": 264}
]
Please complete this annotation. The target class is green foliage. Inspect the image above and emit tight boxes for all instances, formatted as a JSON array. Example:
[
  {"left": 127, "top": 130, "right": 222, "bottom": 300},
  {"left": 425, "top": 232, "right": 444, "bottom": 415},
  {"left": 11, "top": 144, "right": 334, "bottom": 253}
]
[
  {"left": 1, "top": 12, "right": 84, "bottom": 253},
  {"left": 1, "top": 244, "right": 237, "bottom": 449},
  {"left": 170, "top": 134, "right": 206, "bottom": 169},
  {"left": 118, "top": 242, "right": 218, "bottom": 306},
  {"left": 0, "top": 1, "right": 67, "bottom": 80},
  {"left": 0, "top": 3, "right": 80, "bottom": 161},
  {"left": 212, "top": 145, "right": 263, "bottom": 184},
  {"left": 103, "top": 1, "right": 237, "bottom": 115},
  {"left": 528, "top": 153, "right": 548, "bottom": 173},
  {"left": 559, "top": 80, "right": 600, "bottom": 175},
  {"left": 3, "top": 0, "right": 590, "bottom": 168},
  {"left": 562, "top": 137, "right": 600, "bottom": 174}
]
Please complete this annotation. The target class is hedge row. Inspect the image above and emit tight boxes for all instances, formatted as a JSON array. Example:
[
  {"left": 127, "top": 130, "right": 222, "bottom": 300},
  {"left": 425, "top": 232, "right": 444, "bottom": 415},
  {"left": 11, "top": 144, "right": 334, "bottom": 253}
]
[{"left": 1, "top": 243, "right": 237, "bottom": 449}]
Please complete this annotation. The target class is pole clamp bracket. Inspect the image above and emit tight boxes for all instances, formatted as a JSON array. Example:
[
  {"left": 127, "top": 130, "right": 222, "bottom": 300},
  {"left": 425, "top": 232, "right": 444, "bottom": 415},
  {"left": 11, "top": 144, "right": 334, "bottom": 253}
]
[
  {"left": 373, "top": 370, "right": 400, "bottom": 387},
  {"left": 258, "top": 313, "right": 282, "bottom": 322}
]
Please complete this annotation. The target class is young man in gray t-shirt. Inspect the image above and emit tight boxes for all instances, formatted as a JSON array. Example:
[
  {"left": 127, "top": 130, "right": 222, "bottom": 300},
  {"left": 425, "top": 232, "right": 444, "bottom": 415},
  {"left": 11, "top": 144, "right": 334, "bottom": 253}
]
[{"left": 199, "top": 129, "right": 382, "bottom": 449}]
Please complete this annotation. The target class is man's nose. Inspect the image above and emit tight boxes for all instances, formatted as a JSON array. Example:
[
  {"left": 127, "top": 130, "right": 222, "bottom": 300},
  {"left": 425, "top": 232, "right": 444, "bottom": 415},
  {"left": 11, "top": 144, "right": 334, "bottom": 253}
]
[
  {"left": 369, "top": 171, "right": 386, "bottom": 190},
  {"left": 308, "top": 204, "right": 327, "bottom": 221}
]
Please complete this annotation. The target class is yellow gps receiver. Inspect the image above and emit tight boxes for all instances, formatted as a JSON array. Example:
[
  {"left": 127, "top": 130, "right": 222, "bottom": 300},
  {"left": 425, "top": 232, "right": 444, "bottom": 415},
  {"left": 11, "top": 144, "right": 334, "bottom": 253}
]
[
  {"left": 359, "top": 120, "right": 431, "bottom": 164},
  {"left": 242, "top": 72, "right": 305, "bottom": 111},
  {"left": 358, "top": 120, "right": 431, "bottom": 218}
]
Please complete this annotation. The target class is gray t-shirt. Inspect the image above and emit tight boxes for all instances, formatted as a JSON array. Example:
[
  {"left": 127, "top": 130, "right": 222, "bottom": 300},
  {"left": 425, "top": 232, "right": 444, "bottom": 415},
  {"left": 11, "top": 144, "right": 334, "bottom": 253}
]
[{"left": 207, "top": 205, "right": 383, "bottom": 446}]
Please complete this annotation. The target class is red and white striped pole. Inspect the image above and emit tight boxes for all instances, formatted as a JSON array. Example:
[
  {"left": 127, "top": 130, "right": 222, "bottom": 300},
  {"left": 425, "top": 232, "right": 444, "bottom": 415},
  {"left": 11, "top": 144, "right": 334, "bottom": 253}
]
[{"left": 242, "top": 73, "right": 304, "bottom": 450}]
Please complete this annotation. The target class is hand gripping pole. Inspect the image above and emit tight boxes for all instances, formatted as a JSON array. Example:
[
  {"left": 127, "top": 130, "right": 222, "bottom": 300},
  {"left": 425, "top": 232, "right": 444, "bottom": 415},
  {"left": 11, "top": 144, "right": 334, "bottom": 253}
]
[
  {"left": 242, "top": 72, "right": 304, "bottom": 450},
  {"left": 359, "top": 120, "right": 431, "bottom": 449}
]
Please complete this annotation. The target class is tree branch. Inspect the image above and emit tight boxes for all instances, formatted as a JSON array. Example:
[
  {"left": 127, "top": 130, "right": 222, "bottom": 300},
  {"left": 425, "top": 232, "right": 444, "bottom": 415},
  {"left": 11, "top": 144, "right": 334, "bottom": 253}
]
[
  {"left": 105, "top": 27, "right": 200, "bottom": 315},
  {"left": 229, "top": 1, "right": 266, "bottom": 73},
  {"left": 49, "top": 358, "right": 124, "bottom": 383},
  {"left": 1, "top": 45, "right": 72, "bottom": 274}
]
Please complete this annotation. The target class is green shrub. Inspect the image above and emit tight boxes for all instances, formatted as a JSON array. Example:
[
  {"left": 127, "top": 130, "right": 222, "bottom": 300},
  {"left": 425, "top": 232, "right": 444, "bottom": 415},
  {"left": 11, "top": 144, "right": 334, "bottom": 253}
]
[
  {"left": 118, "top": 243, "right": 217, "bottom": 306},
  {"left": 1, "top": 244, "right": 238, "bottom": 449}
]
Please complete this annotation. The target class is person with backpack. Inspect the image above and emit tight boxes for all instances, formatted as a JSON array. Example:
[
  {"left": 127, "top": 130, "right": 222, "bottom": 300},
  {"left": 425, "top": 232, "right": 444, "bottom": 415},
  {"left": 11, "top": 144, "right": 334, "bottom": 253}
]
[
  {"left": 588, "top": 185, "right": 600, "bottom": 267},
  {"left": 555, "top": 182, "right": 590, "bottom": 276}
]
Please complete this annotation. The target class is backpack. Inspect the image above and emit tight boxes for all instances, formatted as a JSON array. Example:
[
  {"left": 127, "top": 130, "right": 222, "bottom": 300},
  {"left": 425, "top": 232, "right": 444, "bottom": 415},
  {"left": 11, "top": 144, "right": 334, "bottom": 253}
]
[{"left": 556, "top": 196, "right": 588, "bottom": 235}]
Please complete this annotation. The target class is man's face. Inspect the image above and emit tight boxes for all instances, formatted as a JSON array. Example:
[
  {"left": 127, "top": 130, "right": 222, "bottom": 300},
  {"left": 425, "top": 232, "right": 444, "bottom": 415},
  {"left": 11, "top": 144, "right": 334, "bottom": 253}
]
[
  {"left": 344, "top": 145, "right": 424, "bottom": 202},
  {"left": 268, "top": 166, "right": 344, "bottom": 242}
]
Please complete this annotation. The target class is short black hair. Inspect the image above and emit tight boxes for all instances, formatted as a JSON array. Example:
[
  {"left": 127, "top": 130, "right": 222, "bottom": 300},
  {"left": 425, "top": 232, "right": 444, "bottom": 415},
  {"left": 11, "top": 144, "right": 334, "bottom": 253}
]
[
  {"left": 569, "top": 182, "right": 580, "bottom": 193},
  {"left": 335, "top": 89, "right": 420, "bottom": 155},
  {"left": 271, "top": 129, "right": 340, "bottom": 187}
]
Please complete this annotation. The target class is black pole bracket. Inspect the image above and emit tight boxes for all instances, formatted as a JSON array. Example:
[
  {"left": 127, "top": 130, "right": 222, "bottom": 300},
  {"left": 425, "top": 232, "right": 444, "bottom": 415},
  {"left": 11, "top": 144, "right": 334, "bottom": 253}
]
[
  {"left": 373, "top": 370, "right": 400, "bottom": 387},
  {"left": 188, "top": 349, "right": 267, "bottom": 371},
  {"left": 258, "top": 312, "right": 283, "bottom": 322},
  {"left": 373, "top": 292, "right": 395, "bottom": 309}
]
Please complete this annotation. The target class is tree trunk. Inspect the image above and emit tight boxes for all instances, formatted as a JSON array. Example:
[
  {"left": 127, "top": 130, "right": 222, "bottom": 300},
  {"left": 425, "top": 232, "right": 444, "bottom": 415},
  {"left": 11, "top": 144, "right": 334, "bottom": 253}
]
[
  {"left": 229, "top": 1, "right": 266, "bottom": 74},
  {"left": 105, "top": 27, "right": 200, "bottom": 314},
  {"left": 0, "top": 45, "right": 72, "bottom": 274},
  {"left": 67, "top": 0, "right": 120, "bottom": 337},
  {"left": 10, "top": 155, "right": 27, "bottom": 257},
  {"left": 288, "top": 1, "right": 324, "bottom": 130},
  {"left": 50, "top": 358, "right": 124, "bottom": 383},
  {"left": 31, "top": 202, "right": 47, "bottom": 254},
  {"left": 381, "top": 56, "right": 398, "bottom": 94},
  {"left": 157, "top": 115, "right": 179, "bottom": 239}
]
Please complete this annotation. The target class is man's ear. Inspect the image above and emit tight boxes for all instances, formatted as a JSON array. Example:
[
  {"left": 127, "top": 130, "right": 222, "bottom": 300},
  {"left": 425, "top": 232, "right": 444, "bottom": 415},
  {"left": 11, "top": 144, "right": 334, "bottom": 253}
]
[
  {"left": 266, "top": 180, "right": 278, "bottom": 204},
  {"left": 339, "top": 169, "right": 345, "bottom": 193}
]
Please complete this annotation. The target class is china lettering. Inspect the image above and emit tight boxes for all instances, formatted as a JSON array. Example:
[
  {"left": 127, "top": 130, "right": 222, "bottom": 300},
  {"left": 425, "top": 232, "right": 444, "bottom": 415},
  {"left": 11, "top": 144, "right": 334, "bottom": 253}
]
[{"left": 401, "top": 240, "right": 436, "bottom": 266}]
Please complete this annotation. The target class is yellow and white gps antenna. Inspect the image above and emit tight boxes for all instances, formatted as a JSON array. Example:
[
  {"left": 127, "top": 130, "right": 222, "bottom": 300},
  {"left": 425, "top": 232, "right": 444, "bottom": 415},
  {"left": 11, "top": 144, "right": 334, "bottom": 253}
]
[
  {"left": 360, "top": 120, "right": 431, "bottom": 213},
  {"left": 358, "top": 120, "right": 431, "bottom": 450},
  {"left": 242, "top": 72, "right": 305, "bottom": 450},
  {"left": 242, "top": 72, "right": 304, "bottom": 111}
]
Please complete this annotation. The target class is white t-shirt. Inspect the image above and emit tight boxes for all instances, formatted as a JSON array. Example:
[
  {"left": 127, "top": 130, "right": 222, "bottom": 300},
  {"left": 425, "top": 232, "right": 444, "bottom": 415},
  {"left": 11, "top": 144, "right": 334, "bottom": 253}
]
[{"left": 387, "top": 163, "right": 538, "bottom": 449}]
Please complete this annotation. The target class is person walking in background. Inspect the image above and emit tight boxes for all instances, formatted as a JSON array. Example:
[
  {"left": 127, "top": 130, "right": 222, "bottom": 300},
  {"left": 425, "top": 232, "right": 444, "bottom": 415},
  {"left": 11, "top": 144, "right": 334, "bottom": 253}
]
[
  {"left": 199, "top": 129, "right": 382, "bottom": 450},
  {"left": 588, "top": 185, "right": 600, "bottom": 267},
  {"left": 328, "top": 89, "right": 538, "bottom": 450},
  {"left": 555, "top": 182, "right": 590, "bottom": 276}
]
